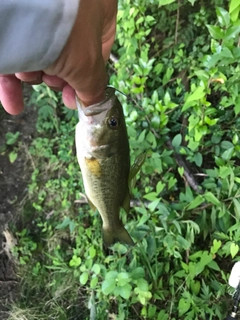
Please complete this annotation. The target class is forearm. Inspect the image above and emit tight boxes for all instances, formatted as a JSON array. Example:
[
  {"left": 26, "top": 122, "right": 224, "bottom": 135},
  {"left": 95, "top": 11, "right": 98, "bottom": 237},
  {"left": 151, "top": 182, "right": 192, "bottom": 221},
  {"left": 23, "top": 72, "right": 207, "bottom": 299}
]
[{"left": 0, "top": 0, "right": 79, "bottom": 74}]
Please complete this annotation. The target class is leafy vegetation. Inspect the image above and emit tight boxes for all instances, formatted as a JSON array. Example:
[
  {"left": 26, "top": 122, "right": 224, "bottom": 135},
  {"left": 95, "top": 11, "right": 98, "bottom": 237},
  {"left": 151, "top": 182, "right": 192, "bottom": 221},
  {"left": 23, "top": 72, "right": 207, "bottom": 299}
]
[{"left": 4, "top": 0, "right": 240, "bottom": 319}]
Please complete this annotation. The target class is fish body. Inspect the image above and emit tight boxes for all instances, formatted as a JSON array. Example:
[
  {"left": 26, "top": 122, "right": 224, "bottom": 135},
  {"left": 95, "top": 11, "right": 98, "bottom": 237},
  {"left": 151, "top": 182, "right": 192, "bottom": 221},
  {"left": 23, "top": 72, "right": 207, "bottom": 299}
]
[{"left": 75, "top": 87, "right": 134, "bottom": 248}]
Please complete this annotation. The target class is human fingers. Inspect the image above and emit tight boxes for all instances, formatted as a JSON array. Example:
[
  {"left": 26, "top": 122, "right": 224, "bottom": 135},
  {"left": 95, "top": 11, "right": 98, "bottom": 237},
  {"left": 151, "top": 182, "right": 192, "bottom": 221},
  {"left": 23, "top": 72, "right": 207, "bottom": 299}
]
[
  {"left": 44, "top": 0, "right": 107, "bottom": 107},
  {"left": 15, "top": 71, "right": 43, "bottom": 85},
  {"left": 42, "top": 74, "right": 67, "bottom": 91},
  {"left": 62, "top": 84, "right": 77, "bottom": 109},
  {"left": 0, "top": 75, "right": 24, "bottom": 115}
]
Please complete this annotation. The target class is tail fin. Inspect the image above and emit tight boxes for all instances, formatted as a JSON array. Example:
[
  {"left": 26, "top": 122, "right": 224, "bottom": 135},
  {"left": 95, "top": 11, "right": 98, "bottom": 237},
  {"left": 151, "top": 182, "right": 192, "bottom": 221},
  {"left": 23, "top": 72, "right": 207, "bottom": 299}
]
[{"left": 102, "top": 226, "right": 134, "bottom": 249}]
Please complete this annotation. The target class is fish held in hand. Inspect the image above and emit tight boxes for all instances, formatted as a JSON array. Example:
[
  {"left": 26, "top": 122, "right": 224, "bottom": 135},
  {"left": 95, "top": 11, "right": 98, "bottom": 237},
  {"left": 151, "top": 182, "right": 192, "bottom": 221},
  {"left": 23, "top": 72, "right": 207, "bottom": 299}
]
[{"left": 75, "top": 87, "right": 134, "bottom": 249}]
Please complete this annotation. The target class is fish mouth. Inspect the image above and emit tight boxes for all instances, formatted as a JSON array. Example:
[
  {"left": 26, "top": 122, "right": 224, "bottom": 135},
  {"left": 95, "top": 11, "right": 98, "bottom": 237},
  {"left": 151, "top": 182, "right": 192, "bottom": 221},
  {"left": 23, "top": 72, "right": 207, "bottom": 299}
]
[{"left": 76, "top": 87, "right": 116, "bottom": 117}]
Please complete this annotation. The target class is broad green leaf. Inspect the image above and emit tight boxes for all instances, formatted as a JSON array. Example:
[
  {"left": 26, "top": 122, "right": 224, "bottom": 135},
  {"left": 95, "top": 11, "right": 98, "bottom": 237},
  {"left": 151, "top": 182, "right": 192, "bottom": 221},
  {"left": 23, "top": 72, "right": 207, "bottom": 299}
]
[
  {"left": 80, "top": 272, "right": 89, "bottom": 285},
  {"left": 219, "top": 166, "right": 232, "bottom": 179},
  {"left": 136, "top": 278, "right": 149, "bottom": 291},
  {"left": 206, "top": 25, "right": 224, "bottom": 39},
  {"left": 159, "top": 0, "right": 176, "bottom": 6},
  {"left": 105, "top": 271, "right": 118, "bottom": 280},
  {"left": 222, "top": 147, "right": 234, "bottom": 161},
  {"left": 187, "top": 195, "right": 205, "bottom": 210},
  {"left": 90, "top": 276, "right": 98, "bottom": 289},
  {"left": 211, "top": 239, "right": 222, "bottom": 254},
  {"left": 178, "top": 298, "right": 191, "bottom": 316},
  {"left": 92, "top": 264, "right": 101, "bottom": 275},
  {"left": 178, "top": 167, "right": 184, "bottom": 177},
  {"left": 148, "top": 198, "right": 160, "bottom": 212},
  {"left": 9, "top": 151, "right": 18, "bottom": 164},
  {"left": 221, "top": 141, "right": 234, "bottom": 149},
  {"left": 232, "top": 133, "right": 239, "bottom": 145},
  {"left": 230, "top": 6, "right": 240, "bottom": 22},
  {"left": 172, "top": 134, "right": 182, "bottom": 148},
  {"left": 225, "top": 26, "right": 240, "bottom": 40},
  {"left": 204, "top": 192, "right": 221, "bottom": 206},
  {"left": 144, "top": 192, "right": 158, "bottom": 201},
  {"left": 208, "top": 260, "right": 220, "bottom": 271},
  {"left": 230, "top": 243, "right": 239, "bottom": 258},
  {"left": 190, "top": 280, "right": 201, "bottom": 295},
  {"left": 6, "top": 132, "right": 20, "bottom": 145},
  {"left": 118, "top": 284, "right": 132, "bottom": 299},
  {"left": 102, "top": 279, "right": 116, "bottom": 295},
  {"left": 216, "top": 7, "right": 230, "bottom": 27},
  {"left": 229, "top": 0, "right": 240, "bottom": 13},
  {"left": 156, "top": 181, "right": 165, "bottom": 195},
  {"left": 233, "top": 198, "right": 240, "bottom": 220},
  {"left": 117, "top": 272, "right": 130, "bottom": 286},
  {"left": 131, "top": 267, "right": 145, "bottom": 280},
  {"left": 182, "top": 87, "right": 205, "bottom": 111},
  {"left": 194, "top": 152, "right": 203, "bottom": 167}
]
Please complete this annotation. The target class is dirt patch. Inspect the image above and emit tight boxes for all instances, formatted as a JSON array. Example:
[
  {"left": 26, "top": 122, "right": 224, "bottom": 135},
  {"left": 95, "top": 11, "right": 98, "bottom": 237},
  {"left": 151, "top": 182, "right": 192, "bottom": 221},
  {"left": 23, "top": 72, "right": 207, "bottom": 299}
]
[{"left": 0, "top": 85, "right": 37, "bottom": 319}]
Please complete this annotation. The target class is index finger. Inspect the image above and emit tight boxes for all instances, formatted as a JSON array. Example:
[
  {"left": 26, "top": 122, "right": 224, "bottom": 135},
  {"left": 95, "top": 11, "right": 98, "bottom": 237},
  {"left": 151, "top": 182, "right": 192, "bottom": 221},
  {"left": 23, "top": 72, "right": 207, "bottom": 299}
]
[{"left": 0, "top": 75, "right": 24, "bottom": 115}]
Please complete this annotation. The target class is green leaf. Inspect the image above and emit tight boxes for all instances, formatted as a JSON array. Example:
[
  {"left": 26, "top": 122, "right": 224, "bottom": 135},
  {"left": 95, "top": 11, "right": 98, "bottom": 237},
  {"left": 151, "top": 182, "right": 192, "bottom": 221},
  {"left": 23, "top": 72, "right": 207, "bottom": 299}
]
[
  {"left": 9, "top": 151, "right": 18, "bottom": 164},
  {"left": 204, "top": 192, "right": 221, "bottom": 206},
  {"left": 182, "top": 87, "right": 205, "bottom": 111},
  {"left": 131, "top": 267, "right": 145, "bottom": 280},
  {"left": 208, "top": 260, "right": 220, "bottom": 271},
  {"left": 206, "top": 25, "right": 224, "bottom": 39},
  {"left": 80, "top": 272, "right": 89, "bottom": 285},
  {"left": 219, "top": 166, "right": 232, "bottom": 179},
  {"left": 102, "top": 278, "right": 116, "bottom": 295},
  {"left": 55, "top": 217, "right": 70, "bottom": 230},
  {"left": 229, "top": 0, "right": 240, "bottom": 13},
  {"left": 230, "top": 6, "right": 240, "bottom": 22},
  {"left": 222, "top": 147, "right": 234, "bottom": 161},
  {"left": 233, "top": 199, "right": 240, "bottom": 220},
  {"left": 194, "top": 152, "right": 203, "bottom": 167},
  {"left": 178, "top": 167, "right": 184, "bottom": 177},
  {"left": 91, "top": 264, "right": 101, "bottom": 275},
  {"left": 156, "top": 181, "right": 165, "bottom": 195},
  {"left": 90, "top": 276, "right": 98, "bottom": 289},
  {"left": 187, "top": 195, "right": 205, "bottom": 210},
  {"left": 69, "top": 255, "right": 81, "bottom": 267},
  {"left": 117, "top": 272, "right": 130, "bottom": 286},
  {"left": 148, "top": 198, "right": 160, "bottom": 212},
  {"left": 105, "top": 271, "right": 118, "bottom": 280},
  {"left": 159, "top": 0, "right": 176, "bottom": 6},
  {"left": 230, "top": 243, "right": 239, "bottom": 258},
  {"left": 136, "top": 278, "right": 149, "bottom": 291},
  {"left": 211, "top": 239, "right": 222, "bottom": 254},
  {"left": 178, "top": 298, "right": 191, "bottom": 316},
  {"left": 225, "top": 26, "right": 240, "bottom": 40},
  {"left": 216, "top": 7, "right": 230, "bottom": 27},
  {"left": 118, "top": 284, "right": 132, "bottom": 299},
  {"left": 172, "top": 134, "right": 182, "bottom": 148},
  {"left": 5, "top": 132, "right": 20, "bottom": 145},
  {"left": 144, "top": 192, "right": 157, "bottom": 201},
  {"left": 221, "top": 141, "right": 234, "bottom": 149}
]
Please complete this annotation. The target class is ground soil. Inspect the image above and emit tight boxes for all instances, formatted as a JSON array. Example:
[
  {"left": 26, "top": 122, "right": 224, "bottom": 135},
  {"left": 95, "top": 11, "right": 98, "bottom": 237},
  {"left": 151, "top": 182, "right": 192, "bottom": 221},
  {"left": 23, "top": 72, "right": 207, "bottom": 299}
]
[{"left": 0, "top": 86, "right": 37, "bottom": 319}]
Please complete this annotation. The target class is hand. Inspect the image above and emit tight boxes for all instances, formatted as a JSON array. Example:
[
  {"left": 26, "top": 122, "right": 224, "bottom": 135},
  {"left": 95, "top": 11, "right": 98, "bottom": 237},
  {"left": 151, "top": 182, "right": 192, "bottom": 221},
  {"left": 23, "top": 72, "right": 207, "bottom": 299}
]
[{"left": 0, "top": 0, "right": 117, "bottom": 115}]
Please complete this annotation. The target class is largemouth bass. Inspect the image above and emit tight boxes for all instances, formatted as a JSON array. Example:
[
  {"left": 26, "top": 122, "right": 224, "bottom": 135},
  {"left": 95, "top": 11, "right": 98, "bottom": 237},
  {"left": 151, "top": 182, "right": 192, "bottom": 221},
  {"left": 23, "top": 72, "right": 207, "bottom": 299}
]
[{"left": 75, "top": 87, "right": 134, "bottom": 249}]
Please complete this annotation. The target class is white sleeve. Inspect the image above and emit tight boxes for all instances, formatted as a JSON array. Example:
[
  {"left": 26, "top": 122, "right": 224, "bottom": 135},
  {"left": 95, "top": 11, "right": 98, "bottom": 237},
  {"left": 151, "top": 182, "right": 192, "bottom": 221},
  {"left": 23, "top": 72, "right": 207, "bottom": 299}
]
[{"left": 0, "top": 0, "right": 79, "bottom": 74}]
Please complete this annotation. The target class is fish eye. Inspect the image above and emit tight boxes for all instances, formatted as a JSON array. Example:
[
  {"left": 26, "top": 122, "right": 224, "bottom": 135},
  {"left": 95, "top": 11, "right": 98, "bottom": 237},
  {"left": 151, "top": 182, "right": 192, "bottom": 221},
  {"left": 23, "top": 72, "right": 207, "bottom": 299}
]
[{"left": 108, "top": 117, "right": 120, "bottom": 129}]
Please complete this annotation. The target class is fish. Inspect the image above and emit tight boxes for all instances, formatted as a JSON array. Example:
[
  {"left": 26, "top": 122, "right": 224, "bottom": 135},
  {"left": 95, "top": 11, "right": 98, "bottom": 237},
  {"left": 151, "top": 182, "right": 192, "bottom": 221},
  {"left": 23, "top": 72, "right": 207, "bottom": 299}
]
[{"left": 75, "top": 87, "right": 135, "bottom": 249}]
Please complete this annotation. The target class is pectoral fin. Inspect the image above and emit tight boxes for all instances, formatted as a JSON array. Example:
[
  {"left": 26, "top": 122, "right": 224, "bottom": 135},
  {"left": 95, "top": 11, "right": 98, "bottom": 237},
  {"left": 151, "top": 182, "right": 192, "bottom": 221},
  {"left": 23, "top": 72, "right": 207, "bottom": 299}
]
[
  {"left": 86, "top": 195, "right": 97, "bottom": 212},
  {"left": 122, "top": 192, "right": 130, "bottom": 214},
  {"left": 129, "top": 152, "right": 147, "bottom": 190}
]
